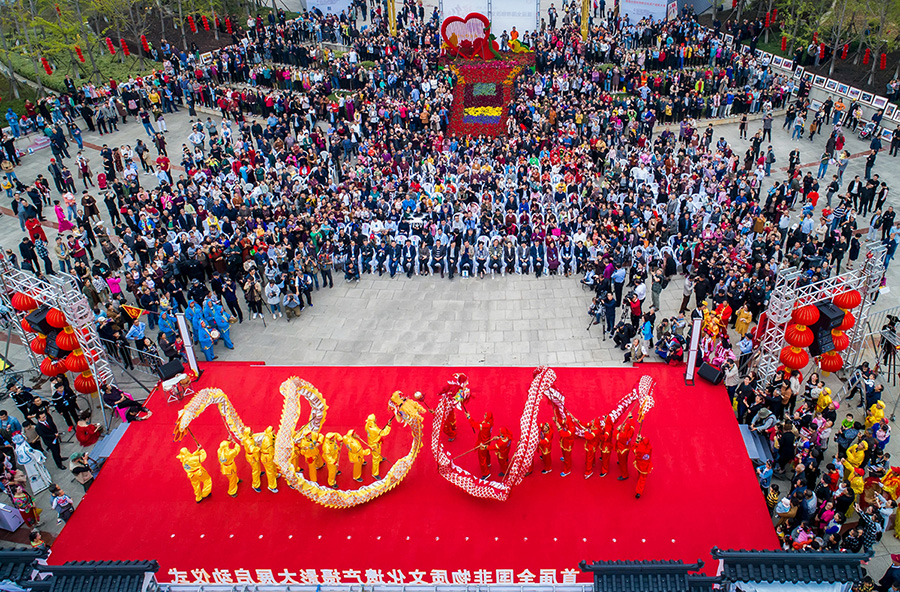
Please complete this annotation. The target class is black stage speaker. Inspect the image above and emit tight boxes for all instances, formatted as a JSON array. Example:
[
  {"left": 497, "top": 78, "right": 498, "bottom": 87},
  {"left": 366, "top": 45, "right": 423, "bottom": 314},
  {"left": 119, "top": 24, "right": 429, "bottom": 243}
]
[
  {"left": 698, "top": 362, "right": 724, "bottom": 385},
  {"left": 157, "top": 360, "right": 185, "bottom": 381},
  {"left": 44, "top": 330, "right": 65, "bottom": 359},
  {"left": 809, "top": 329, "right": 835, "bottom": 356},
  {"left": 814, "top": 302, "right": 845, "bottom": 330},
  {"left": 25, "top": 305, "right": 53, "bottom": 335},
  {"left": 809, "top": 302, "right": 845, "bottom": 356}
]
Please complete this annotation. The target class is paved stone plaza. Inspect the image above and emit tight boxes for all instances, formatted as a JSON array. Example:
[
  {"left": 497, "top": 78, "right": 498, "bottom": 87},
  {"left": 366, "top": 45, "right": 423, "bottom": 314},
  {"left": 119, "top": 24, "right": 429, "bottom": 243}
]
[{"left": 2, "top": 99, "right": 900, "bottom": 569}]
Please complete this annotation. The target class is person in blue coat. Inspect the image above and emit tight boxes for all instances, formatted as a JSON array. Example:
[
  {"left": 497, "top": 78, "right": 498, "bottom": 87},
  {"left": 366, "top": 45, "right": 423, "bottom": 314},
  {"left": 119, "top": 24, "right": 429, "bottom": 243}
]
[
  {"left": 201, "top": 298, "right": 218, "bottom": 326},
  {"left": 158, "top": 310, "right": 179, "bottom": 341},
  {"left": 212, "top": 304, "right": 234, "bottom": 350},
  {"left": 195, "top": 319, "right": 216, "bottom": 361},
  {"left": 184, "top": 300, "right": 203, "bottom": 331}
]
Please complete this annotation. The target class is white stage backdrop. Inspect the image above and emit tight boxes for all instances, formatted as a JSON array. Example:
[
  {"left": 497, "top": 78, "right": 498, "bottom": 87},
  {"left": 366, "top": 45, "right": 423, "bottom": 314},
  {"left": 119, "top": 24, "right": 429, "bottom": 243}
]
[
  {"left": 441, "top": 0, "right": 537, "bottom": 37},
  {"left": 619, "top": 0, "right": 667, "bottom": 22},
  {"left": 308, "top": 0, "right": 353, "bottom": 16},
  {"left": 490, "top": 1, "right": 538, "bottom": 37}
]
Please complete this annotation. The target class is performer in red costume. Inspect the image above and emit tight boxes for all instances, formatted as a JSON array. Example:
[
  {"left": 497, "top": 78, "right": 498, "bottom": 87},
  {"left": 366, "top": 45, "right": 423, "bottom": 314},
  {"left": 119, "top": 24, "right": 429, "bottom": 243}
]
[
  {"left": 466, "top": 410, "right": 493, "bottom": 479},
  {"left": 633, "top": 435, "right": 653, "bottom": 498},
  {"left": 537, "top": 422, "right": 554, "bottom": 474},
  {"left": 489, "top": 427, "right": 513, "bottom": 477},
  {"left": 557, "top": 416, "right": 575, "bottom": 477},
  {"left": 443, "top": 407, "right": 457, "bottom": 442},
  {"left": 616, "top": 413, "right": 636, "bottom": 480},
  {"left": 598, "top": 415, "right": 614, "bottom": 477},
  {"left": 583, "top": 418, "right": 600, "bottom": 479}
]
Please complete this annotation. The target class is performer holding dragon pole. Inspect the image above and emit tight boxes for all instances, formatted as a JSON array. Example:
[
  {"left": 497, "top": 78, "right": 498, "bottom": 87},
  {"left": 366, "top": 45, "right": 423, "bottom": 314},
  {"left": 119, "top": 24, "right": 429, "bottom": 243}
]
[
  {"left": 345, "top": 429, "right": 371, "bottom": 483},
  {"left": 489, "top": 427, "right": 513, "bottom": 477},
  {"left": 616, "top": 413, "right": 637, "bottom": 481},
  {"left": 583, "top": 418, "right": 600, "bottom": 479},
  {"left": 465, "top": 410, "right": 494, "bottom": 480},
  {"left": 537, "top": 422, "right": 554, "bottom": 474},
  {"left": 299, "top": 430, "right": 325, "bottom": 484},
  {"left": 365, "top": 414, "right": 392, "bottom": 479},
  {"left": 260, "top": 426, "right": 279, "bottom": 493},
  {"left": 241, "top": 427, "right": 262, "bottom": 492},
  {"left": 557, "top": 416, "right": 575, "bottom": 477},
  {"left": 598, "top": 415, "right": 614, "bottom": 477},
  {"left": 322, "top": 432, "right": 343, "bottom": 489},
  {"left": 177, "top": 446, "right": 212, "bottom": 503},
  {"left": 218, "top": 440, "right": 241, "bottom": 497},
  {"left": 633, "top": 435, "right": 653, "bottom": 498}
]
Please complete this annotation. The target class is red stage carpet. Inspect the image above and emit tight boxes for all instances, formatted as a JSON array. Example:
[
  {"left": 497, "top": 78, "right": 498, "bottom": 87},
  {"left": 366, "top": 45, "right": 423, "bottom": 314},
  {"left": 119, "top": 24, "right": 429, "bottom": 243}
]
[{"left": 50, "top": 363, "right": 777, "bottom": 583}]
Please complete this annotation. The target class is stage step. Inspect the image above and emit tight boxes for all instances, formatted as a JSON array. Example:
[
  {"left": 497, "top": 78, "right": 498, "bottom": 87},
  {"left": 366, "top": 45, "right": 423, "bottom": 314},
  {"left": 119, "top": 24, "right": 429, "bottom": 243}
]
[
  {"left": 738, "top": 424, "right": 774, "bottom": 464},
  {"left": 88, "top": 422, "right": 129, "bottom": 464}
]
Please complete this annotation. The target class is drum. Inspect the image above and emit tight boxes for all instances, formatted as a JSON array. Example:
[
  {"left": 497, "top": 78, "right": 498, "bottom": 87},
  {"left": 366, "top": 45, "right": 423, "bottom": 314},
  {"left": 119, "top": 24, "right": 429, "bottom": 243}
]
[{"left": 209, "top": 329, "right": 221, "bottom": 340}]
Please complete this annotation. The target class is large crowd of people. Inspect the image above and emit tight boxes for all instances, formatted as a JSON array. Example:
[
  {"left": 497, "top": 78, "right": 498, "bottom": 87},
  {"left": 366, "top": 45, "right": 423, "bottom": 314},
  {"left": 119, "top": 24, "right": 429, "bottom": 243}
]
[{"left": 1, "top": 0, "right": 900, "bottom": 576}]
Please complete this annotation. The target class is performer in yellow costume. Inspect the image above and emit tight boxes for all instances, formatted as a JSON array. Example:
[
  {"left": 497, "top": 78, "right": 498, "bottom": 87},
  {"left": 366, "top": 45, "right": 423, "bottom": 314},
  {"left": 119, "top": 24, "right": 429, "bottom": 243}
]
[
  {"left": 322, "top": 432, "right": 343, "bottom": 489},
  {"left": 177, "top": 447, "right": 212, "bottom": 502},
  {"left": 345, "top": 429, "right": 371, "bottom": 483},
  {"left": 217, "top": 440, "right": 241, "bottom": 497},
  {"left": 241, "top": 427, "right": 262, "bottom": 492},
  {"left": 260, "top": 426, "right": 279, "bottom": 493},
  {"left": 365, "top": 414, "right": 392, "bottom": 479},
  {"left": 299, "top": 430, "right": 325, "bottom": 483}
]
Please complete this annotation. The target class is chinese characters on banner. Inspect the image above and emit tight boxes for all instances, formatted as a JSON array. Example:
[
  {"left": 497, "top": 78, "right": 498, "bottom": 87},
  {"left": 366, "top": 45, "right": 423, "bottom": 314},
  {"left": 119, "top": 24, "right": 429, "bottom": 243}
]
[{"left": 166, "top": 568, "right": 584, "bottom": 585}]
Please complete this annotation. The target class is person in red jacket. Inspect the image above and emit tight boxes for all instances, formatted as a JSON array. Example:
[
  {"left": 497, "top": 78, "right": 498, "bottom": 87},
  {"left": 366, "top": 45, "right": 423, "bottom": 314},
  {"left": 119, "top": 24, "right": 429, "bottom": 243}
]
[
  {"left": 633, "top": 435, "right": 653, "bottom": 498},
  {"left": 557, "top": 417, "right": 575, "bottom": 477},
  {"left": 489, "top": 427, "right": 513, "bottom": 477},
  {"left": 583, "top": 418, "right": 600, "bottom": 478},
  {"left": 467, "top": 410, "right": 493, "bottom": 479},
  {"left": 443, "top": 407, "right": 457, "bottom": 442},
  {"left": 598, "top": 415, "right": 614, "bottom": 477},
  {"left": 616, "top": 414, "right": 637, "bottom": 480},
  {"left": 537, "top": 422, "right": 554, "bottom": 474}
]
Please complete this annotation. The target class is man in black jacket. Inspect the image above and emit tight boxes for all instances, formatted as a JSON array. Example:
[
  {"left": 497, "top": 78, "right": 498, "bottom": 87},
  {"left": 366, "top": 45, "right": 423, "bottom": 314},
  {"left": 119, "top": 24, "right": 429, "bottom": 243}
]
[{"left": 35, "top": 411, "right": 64, "bottom": 469}]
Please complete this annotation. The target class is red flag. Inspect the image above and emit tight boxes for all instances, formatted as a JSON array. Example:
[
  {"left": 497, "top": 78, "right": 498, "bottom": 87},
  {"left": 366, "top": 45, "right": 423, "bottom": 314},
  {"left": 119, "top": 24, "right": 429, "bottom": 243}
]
[{"left": 122, "top": 305, "right": 145, "bottom": 320}]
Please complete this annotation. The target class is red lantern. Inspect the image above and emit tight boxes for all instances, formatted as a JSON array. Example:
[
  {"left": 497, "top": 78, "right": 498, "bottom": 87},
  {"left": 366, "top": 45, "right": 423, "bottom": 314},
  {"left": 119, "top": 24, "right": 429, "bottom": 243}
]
[
  {"left": 819, "top": 43, "right": 825, "bottom": 60},
  {"left": 831, "top": 329, "right": 849, "bottom": 351},
  {"left": 45, "top": 308, "right": 66, "bottom": 329},
  {"left": 731, "top": 0, "right": 736, "bottom": 7},
  {"left": 141, "top": 34, "right": 150, "bottom": 52},
  {"left": 74, "top": 45, "right": 85, "bottom": 63},
  {"left": 225, "top": 18, "right": 232, "bottom": 34},
  {"left": 764, "top": 12, "right": 770, "bottom": 28},
  {"left": 791, "top": 305, "right": 820, "bottom": 327},
  {"left": 833, "top": 290, "right": 862, "bottom": 311},
  {"left": 20, "top": 319, "right": 33, "bottom": 333},
  {"left": 813, "top": 31, "right": 818, "bottom": 45},
  {"left": 29, "top": 335, "right": 46, "bottom": 355},
  {"left": 55, "top": 327, "right": 79, "bottom": 352},
  {"left": 41, "top": 57, "right": 52, "bottom": 76},
  {"left": 202, "top": 15, "right": 210, "bottom": 31},
  {"left": 819, "top": 351, "right": 844, "bottom": 373},
  {"left": 106, "top": 37, "right": 116, "bottom": 54},
  {"left": 772, "top": 8, "right": 777, "bottom": 19},
  {"left": 11, "top": 292, "right": 37, "bottom": 311},
  {"left": 881, "top": 53, "right": 887, "bottom": 70},
  {"left": 215, "top": 16, "right": 220, "bottom": 27},
  {"left": 781, "top": 36, "right": 787, "bottom": 52},
  {"left": 785, "top": 322, "right": 814, "bottom": 348},
  {"left": 780, "top": 346, "right": 809, "bottom": 370},
  {"left": 64, "top": 350, "right": 89, "bottom": 373},
  {"left": 120, "top": 39, "right": 130, "bottom": 57},
  {"left": 188, "top": 15, "right": 197, "bottom": 33},
  {"left": 841, "top": 44, "right": 848, "bottom": 59},
  {"left": 838, "top": 310, "right": 855, "bottom": 331},
  {"left": 74, "top": 371, "right": 97, "bottom": 394},
  {"left": 40, "top": 357, "right": 64, "bottom": 377},
  {"left": 864, "top": 48, "right": 871, "bottom": 64}
]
